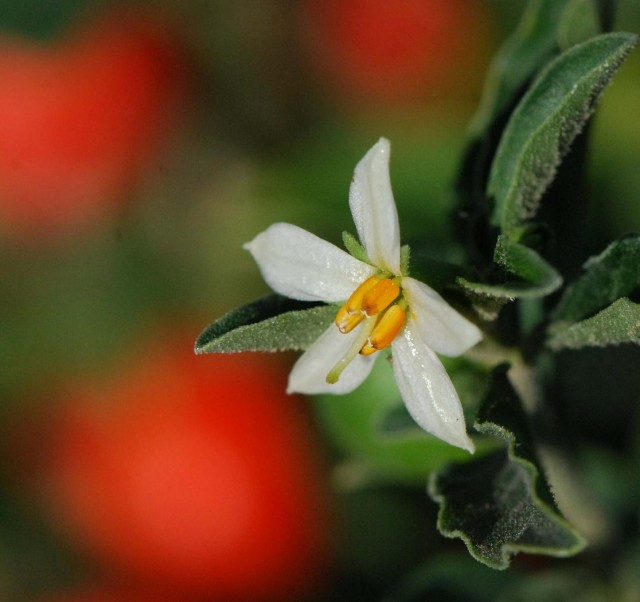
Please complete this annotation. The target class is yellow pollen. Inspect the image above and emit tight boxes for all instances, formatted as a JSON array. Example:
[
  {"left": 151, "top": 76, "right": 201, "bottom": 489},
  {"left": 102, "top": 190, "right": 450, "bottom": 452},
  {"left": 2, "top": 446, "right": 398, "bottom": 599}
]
[{"left": 360, "top": 304, "right": 407, "bottom": 356}]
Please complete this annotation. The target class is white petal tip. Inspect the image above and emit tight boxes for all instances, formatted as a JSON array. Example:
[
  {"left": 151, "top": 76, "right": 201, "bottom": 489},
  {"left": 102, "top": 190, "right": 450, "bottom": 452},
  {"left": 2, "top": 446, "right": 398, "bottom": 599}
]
[
  {"left": 462, "top": 438, "right": 475, "bottom": 454},
  {"left": 242, "top": 233, "right": 261, "bottom": 254},
  {"left": 440, "top": 427, "right": 475, "bottom": 454},
  {"left": 374, "top": 137, "right": 390, "bottom": 152},
  {"left": 349, "top": 137, "right": 401, "bottom": 274},
  {"left": 467, "top": 326, "right": 483, "bottom": 349}
]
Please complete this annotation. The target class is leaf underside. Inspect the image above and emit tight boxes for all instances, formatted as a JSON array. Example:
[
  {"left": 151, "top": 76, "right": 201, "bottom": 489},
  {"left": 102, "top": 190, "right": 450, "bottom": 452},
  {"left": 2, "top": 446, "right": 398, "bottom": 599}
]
[
  {"left": 552, "top": 234, "right": 640, "bottom": 324},
  {"left": 549, "top": 297, "right": 640, "bottom": 350},
  {"left": 547, "top": 235, "right": 640, "bottom": 350},
  {"left": 459, "top": 235, "right": 562, "bottom": 301},
  {"left": 429, "top": 366, "right": 586, "bottom": 569},
  {"left": 195, "top": 294, "right": 336, "bottom": 354}
]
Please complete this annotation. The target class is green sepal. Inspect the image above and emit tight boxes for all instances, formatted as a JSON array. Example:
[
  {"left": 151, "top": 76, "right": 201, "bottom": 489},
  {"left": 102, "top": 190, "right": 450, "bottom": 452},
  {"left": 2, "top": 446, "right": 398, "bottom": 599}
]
[
  {"left": 551, "top": 234, "right": 640, "bottom": 325},
  {"left": 548, "top": 297, "right": 640, "bottom": 350},
  {"left": 459, "top": 235, "right": 562, "bottom": 301},
  {"left": 342, "top": 231, "right": 370, "bottom": 264},
  {"left": 489, "top": 32, "right": 638, "bottom": 236},
  {"left": 195, "top": 295, "right": 336, "bottom": 354},
  {"left": 429, "top": 365, "right": 586, "bottom": 569},
  {"left": 400, "top": 244, "right": 411, "bottom": 276}
]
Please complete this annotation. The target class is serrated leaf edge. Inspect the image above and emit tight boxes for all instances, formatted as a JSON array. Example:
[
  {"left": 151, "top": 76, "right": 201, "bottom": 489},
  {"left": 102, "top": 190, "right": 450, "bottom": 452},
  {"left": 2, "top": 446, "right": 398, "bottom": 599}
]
[{"left": 428, "top": 367, "right": 587, "bottom": 569}]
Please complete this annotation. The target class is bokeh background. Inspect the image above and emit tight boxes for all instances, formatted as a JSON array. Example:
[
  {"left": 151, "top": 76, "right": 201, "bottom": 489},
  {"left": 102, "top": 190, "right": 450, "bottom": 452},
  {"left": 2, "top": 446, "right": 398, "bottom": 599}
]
[{"left": 1, "top": 1, "right": 640, "bottom": 600}]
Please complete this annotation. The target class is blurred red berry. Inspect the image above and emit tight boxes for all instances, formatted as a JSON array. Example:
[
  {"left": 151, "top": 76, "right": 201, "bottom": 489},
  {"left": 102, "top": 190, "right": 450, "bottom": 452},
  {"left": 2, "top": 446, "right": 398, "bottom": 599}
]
[
  {"left": 38, "top": 340, "right": 330, "bottom": 600},
  {"left": 0, "top": 10, "right": 187, "bottom": 239},
  {"left": 301, "top": 0, "right": 493, "bottom": 105}
]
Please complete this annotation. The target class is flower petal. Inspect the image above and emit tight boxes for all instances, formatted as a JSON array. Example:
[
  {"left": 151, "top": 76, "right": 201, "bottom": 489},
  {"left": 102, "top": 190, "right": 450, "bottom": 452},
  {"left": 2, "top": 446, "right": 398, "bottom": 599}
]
[
  {"left": 402, "top": 277, "right": 482, "bottom": 357},
  {"left": 391, "top": 322, "right": 474, "bottom": 452},
  {"left": 349, "top": 138, "right": 401, "bottom": 274},
  {"left": 244, "top": 223, "right": 375, "bottom": 302},
  {"left": 288, "top": 323, "right": 376, "bottom": 395}
]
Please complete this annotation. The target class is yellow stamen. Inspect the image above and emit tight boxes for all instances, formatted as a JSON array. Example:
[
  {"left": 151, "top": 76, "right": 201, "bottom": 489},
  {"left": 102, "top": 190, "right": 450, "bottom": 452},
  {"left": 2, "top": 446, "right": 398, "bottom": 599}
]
[
  {"left": 335, "top": 305, "right": 365, "bottom": 334},
  {"left": 360, "top": 304, "right": 407, "bottom": 356},
  {"left": 361, "top": 278, "right": 401, "bottom": 316},
  {"left": 326, "top": 317, "right": 377, "bottom": 384},
  {"left": 330, "top": 276, "right": 406, "bottom": 381},
  {"left": 335, "top": 276, "right": 380, "bottom": 333}
]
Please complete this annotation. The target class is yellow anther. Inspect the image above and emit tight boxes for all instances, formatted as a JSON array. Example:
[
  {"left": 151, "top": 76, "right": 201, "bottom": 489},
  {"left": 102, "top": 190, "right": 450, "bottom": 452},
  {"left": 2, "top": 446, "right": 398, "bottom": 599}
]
[
  {"left": 335, "top": 276, "right": 381, "bottom": 333},
  {"left": 335, "top": 305, "right": 365, "bottom": 333},
  {"left": 360, "top": 304, "right": 407, "bottom": 356},
  {"left": 344, "top": 276, "right": 381, "bottom": 312},
  {"left": 361, "top": 278, "right": 401, "bottom": 316}
]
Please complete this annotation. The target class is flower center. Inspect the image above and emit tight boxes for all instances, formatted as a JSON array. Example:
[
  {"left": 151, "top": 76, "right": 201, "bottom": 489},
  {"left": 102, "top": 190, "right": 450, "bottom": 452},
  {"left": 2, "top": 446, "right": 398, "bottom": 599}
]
[{"left": 326, "top": 276, "right": 407, "bottom": 384}]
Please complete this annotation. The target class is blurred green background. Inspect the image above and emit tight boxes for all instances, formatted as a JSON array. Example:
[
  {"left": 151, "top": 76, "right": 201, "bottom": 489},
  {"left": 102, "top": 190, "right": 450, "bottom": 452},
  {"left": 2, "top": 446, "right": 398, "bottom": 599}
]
[{"left": 1, "top": 1, "right": 640, "bottom": 600}]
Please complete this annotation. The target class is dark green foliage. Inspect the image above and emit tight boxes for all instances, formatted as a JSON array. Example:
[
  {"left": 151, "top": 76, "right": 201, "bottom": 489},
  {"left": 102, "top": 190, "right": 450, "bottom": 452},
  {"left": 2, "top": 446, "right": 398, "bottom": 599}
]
[
  {"left": 195, "top": 295, "right": 335, "bottom": 353},
  {"left": 429, "top": 367, "right": 586, "bottom": 569}
]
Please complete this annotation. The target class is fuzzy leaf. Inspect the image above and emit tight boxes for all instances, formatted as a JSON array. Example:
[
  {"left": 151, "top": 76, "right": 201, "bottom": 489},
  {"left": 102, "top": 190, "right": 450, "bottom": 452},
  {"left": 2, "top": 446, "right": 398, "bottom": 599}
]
[
  {"left": 429, "top": 366, "right": 586, "bottom": 569},
  {"left": 456, "top": 0, "right": 572, "bottom": 267},
  {"left": 459, "top": 235, "right": 562, "bottom": 300},
  {"left": 489, "top": 32, "right": 637, "bottom": 237},
  {"left": 470, "top": 0, "right": 571, "bottom": 137},
  {"left": 549, "top": 297, "right": 640, "bottom": 350},
  {"left": 552, "top": 234, "right": 640, "bottom": 324},
  {"left": 195, "top": 295, "right": 335, "bottom": 354}
]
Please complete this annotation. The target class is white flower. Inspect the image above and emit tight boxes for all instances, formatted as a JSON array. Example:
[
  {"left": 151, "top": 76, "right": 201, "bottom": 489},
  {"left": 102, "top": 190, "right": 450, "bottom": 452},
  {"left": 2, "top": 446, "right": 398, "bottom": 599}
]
[{"left": 244, "top": 138, "right": 482, "bottom": 452}]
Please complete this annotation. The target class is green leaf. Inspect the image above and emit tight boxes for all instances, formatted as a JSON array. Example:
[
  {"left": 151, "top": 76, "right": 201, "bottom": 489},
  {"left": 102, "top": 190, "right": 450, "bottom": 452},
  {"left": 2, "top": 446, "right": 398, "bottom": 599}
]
[
  {"left": 195, "top": 295, "right": 335, "bottom": 354},
  {"left": 429, "top": 366, "right": 586, "bottom": 569},
  {"left": 459, "top": 235, "right": 562, "bottom": 300},
  {"left": 470, "top": 0, "right": 572, "bottom": 137},
  {"left": 489, "top": 32, "right": 638, "bottom": 237},
  {"left": 494, "top": 235, "right": 563, "bottom": 294},
  {"left": 551, "top": 234, "right": 640, "bottom": 324},
  {"left": 548, "top": 297, "right": 640, "bottom": 350},
  {"left": 456, "top": 0, "right": 573, "bottom": 268}
]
